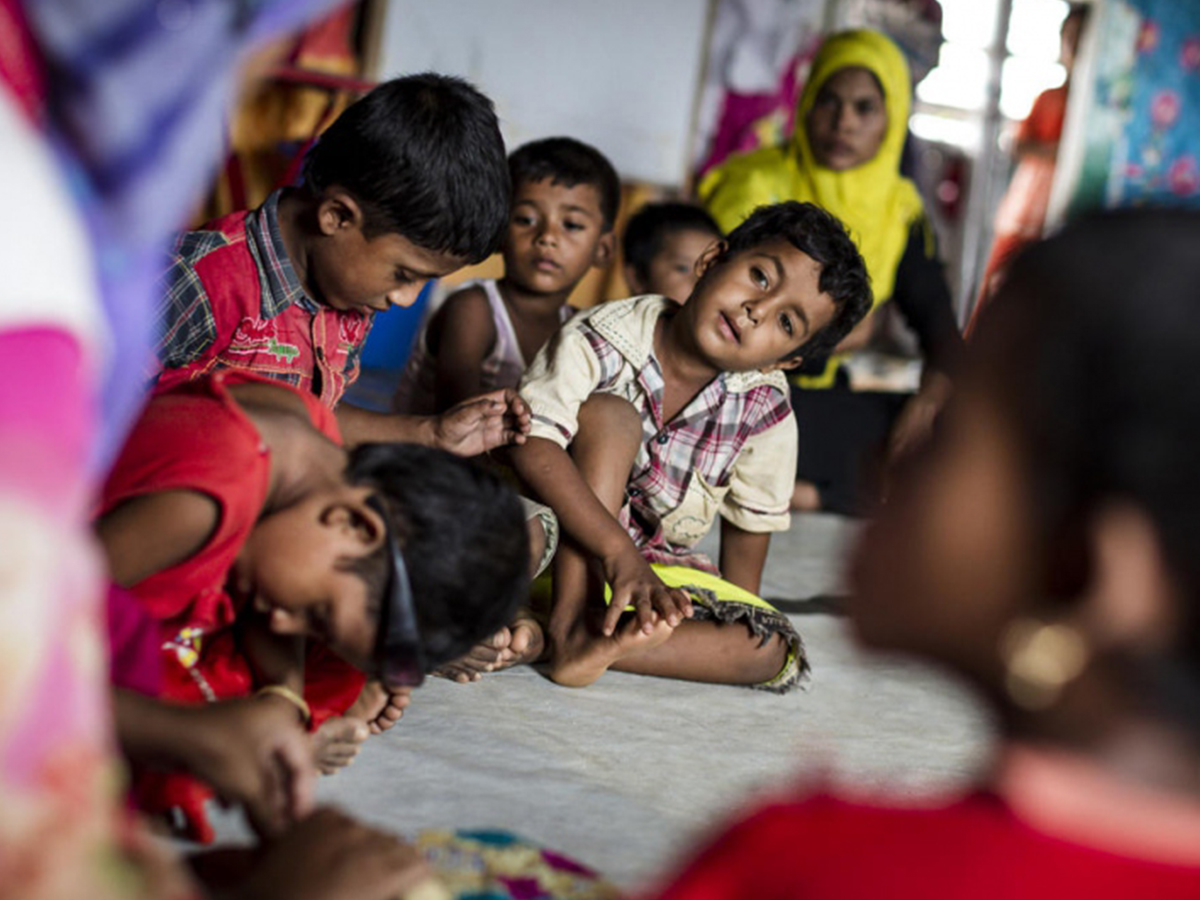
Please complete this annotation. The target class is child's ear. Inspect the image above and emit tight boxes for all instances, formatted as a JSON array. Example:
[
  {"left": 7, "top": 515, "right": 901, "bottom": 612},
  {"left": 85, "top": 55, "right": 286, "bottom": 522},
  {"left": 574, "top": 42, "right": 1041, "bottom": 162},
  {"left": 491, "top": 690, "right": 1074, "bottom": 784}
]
[
  {"left": 1073, "top": 503, "right": 1180, "bottom": 657},
  {"left": 759, "top": 354, "right": 805, "bottom": 374},
  {"left": 695, "top": 240, "right": 728, "bottom": 278},
  {"left": 593, "top": 231, "right": 616, "bottom": 269},
  {"left": 317, "top": 189, "right": 365, "bottom": 237},
  {"left": 325, "top": 490, "right": 386, "bottom": 551}
]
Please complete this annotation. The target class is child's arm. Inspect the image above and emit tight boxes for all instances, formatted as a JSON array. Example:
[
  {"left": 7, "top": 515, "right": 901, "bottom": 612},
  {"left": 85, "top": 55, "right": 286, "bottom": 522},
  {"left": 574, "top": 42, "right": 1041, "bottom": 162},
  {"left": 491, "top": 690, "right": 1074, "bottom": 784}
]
[
  {"left": 334, "top": 391, "right": 530, "bottom": 454},
  {"left": 719, "top": 520, "right": 771, "bottom": 596},
  {"left": 96, "top": 490, "right": 219, "bottom": 588},
  {"left": 113, "top": 689, "right": 314, "bottom": 837},
  {"left": 510, "top": 436, "right": 691, "bottom": 635},
  {"left": 716, "top": 413, "right": 795, "bottom": 595},
  {"left": 428, "top": 286, "right": 497, "bottom": 412}
]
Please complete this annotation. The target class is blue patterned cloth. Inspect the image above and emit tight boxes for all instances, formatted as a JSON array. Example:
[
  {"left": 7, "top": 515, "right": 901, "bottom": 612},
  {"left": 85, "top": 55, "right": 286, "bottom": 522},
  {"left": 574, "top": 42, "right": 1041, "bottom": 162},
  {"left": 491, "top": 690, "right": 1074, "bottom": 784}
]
[{"left": 1115, "top": 0, "right": 1200, "bottom": 205}]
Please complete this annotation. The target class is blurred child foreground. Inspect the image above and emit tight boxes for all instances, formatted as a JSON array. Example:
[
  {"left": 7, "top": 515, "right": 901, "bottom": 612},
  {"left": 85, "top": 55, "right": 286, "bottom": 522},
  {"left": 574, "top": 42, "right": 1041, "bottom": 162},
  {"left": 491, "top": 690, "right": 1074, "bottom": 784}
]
[
  {"left": 97, "top": 372, "right": 530, "bottom": 841},
  {"left": 645, "top": 209, "right": 1200, "bottom": 900}
]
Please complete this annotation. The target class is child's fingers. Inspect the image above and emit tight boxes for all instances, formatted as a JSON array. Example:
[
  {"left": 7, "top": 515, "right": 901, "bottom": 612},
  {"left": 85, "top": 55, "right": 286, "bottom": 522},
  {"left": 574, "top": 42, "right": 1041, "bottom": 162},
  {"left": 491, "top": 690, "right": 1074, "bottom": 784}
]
[
  {"left": 632, "top": 592, "right": 658, "bottom": 634},
  {"left": 674, "top": 587, "right": 694, "bottom": 619},
  {"left": 651, "top": 587, "right": 686, "bottom": 627},
  {"left": 274, "top": 737, "right": 316, "bottom": 824},
  {"left": 602, "top": 591, "right": 628, "bottom": 636}
]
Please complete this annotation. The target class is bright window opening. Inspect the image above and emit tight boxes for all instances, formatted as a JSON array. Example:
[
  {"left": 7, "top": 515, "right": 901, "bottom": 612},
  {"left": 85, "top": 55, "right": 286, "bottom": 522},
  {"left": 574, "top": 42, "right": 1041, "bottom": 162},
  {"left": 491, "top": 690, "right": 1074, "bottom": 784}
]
[{"left": 913, "top": 0, "right": 1075, "bottom": 148}]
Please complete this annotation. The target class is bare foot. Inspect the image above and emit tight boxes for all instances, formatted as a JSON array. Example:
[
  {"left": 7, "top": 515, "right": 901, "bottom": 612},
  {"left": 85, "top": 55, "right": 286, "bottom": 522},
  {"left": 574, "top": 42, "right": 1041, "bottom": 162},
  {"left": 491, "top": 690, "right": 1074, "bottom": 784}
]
[
  {"left": 435, "top": 613, "right": 548, "bottom": 683},
  {"left": 312, "top": 716, "right": 369, "bottom": 775},
  {"left": 548, "top": 615, "right": 674, "bottom": 688},
  {"left": 343, "top": 680, "right": 411, "bottom": 734},
  {"left": 502, "top": 614, "right": 545, "bottom": 668},
  {"left": 433, "top": 627, "right": 512, "bottom": 683}
]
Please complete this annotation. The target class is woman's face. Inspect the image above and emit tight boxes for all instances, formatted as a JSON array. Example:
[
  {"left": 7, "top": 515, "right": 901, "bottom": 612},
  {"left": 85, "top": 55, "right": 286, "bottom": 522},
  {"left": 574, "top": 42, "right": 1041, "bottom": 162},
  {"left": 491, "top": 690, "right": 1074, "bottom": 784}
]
[{"left": 805, "top": 66, "right": 889, "bottom": 171}]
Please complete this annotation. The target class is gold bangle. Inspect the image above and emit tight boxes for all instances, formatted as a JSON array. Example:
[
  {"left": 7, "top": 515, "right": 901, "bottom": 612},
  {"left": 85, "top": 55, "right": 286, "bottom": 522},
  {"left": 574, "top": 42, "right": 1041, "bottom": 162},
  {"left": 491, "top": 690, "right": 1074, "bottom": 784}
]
[{"left": 256, "top": 684, "right": 312, "bottom": 726}]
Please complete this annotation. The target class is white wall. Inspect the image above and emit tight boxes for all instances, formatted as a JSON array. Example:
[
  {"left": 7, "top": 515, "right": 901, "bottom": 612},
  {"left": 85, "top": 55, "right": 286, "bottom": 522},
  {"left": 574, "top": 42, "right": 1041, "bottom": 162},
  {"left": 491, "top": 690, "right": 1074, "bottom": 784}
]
[{"left": 373, "top": 0, "right": 712, "bottom": 186}]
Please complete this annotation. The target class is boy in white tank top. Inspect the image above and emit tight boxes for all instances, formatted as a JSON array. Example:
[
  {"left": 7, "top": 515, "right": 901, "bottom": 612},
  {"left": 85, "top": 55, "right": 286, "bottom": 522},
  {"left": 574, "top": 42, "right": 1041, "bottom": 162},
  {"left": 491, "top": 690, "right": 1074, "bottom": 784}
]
[{"left": 393, "top": 137, "right": 619, "bottom": 416}]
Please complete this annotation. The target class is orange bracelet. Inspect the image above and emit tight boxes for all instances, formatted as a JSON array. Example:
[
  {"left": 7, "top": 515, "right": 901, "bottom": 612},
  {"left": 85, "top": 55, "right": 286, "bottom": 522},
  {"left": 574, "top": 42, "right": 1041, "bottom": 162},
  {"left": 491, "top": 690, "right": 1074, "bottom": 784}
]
[{"left": 256, "top": 684, "right": 312, "bottom": 726}]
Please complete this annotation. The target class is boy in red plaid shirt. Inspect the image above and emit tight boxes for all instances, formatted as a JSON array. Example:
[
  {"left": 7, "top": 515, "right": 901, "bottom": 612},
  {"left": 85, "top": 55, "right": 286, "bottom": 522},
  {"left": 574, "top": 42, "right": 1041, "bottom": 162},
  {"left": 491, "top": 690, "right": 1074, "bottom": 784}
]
[{"left": 153, "top": 73, "right": 528, "bottom": 455}]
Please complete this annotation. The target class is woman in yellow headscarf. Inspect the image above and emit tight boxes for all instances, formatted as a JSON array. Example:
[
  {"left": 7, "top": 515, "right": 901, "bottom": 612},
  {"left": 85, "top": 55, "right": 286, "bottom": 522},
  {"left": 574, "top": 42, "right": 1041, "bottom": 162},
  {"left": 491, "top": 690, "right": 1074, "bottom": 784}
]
[{"left": 700, "top": 29, "right": 961, "bottom": 515}]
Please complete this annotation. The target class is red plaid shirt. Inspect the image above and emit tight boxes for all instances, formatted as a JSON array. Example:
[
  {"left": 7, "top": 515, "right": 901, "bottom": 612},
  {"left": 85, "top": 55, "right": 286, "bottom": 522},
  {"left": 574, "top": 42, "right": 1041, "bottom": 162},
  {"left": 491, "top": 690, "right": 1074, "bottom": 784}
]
[{"left": 152, "top": 190, "right": 371, "bottom": 407}]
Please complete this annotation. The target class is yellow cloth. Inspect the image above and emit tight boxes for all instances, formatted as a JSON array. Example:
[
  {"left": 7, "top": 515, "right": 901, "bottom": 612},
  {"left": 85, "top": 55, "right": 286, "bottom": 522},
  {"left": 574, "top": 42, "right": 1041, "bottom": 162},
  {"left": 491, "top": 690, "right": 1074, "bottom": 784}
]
[{"left": 699, "top": 30, "right": 926, "bottom": 388}]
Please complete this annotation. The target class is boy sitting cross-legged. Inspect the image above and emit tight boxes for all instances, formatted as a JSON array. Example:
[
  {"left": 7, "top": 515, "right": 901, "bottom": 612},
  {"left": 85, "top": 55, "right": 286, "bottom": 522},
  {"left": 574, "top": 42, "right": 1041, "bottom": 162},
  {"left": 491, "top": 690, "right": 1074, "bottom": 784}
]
[
  {"left": 508, "top": 202, "right": 871, "bottom": 689},
  {"left": 96, "top": 372, "right": 529, "bottom": 840},
  {"left": 154, "top": 73, "right": 528, "bottom": 455}
]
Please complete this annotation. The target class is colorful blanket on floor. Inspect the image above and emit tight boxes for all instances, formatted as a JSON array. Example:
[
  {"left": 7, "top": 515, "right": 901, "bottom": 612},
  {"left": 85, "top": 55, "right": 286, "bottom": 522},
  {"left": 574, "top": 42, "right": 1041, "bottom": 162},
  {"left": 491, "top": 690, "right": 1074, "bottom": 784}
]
[{"left": 415, "top": 829, "right": 621, "bottom": 900}]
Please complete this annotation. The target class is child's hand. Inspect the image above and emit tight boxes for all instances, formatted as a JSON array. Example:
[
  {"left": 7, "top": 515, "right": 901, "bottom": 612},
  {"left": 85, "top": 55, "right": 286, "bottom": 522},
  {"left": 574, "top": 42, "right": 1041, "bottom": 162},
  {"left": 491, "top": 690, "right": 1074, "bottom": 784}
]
[
  {"left": 183, "top": 694, "right": 316, "bottom": 837},
  {"left": 230, "top": 808, "right": 434, "bottom": 900},
  {"left": 602, "top": 547, "right": 694, "bottom": 637},
  {"left": 433, "top": 389, "right": 531, "bottom": 456}
]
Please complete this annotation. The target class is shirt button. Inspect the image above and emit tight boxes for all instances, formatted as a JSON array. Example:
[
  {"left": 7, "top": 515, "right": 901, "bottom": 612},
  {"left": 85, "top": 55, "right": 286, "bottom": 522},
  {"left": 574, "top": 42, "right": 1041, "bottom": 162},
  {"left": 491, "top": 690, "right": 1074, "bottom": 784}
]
[{"left": 656, "top": 432, "right": 670, "bottom": 445}]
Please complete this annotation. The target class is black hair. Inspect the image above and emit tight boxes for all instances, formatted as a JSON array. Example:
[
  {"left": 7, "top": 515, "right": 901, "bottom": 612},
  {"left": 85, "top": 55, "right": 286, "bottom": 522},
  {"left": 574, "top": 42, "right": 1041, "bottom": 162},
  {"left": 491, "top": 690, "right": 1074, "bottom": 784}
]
[
  {"left": 721, "top": 201, "right": 871, "bottom": 360},
  {"left": 508, "top": 137, "right": 621, "bottom": 231},
  {"left": 302, "top": 73, "right": 510, "bottom": 264},
  {"left": 622, "top": 202, "right": 722, "bottom": 285},
  {"left": 344, "top": 444, "right": 529, "bottom": 671},
  {"left": 976, "top": 209, "right": 1200, "bottom": 706}
]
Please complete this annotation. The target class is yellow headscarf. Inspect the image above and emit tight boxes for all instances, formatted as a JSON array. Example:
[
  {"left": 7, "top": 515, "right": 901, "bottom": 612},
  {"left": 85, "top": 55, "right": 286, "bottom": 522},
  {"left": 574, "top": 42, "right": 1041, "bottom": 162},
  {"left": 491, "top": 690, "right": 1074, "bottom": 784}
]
[{"left": 700, "top": 29, "right": 925, "bottom": 311}]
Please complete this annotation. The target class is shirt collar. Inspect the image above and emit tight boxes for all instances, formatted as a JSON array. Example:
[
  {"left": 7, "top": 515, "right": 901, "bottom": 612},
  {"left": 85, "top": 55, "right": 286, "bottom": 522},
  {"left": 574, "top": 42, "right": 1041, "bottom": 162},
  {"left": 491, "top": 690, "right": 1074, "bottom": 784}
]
[
  {"left": 247, "top": 189, "right": 317, "bottom": 317},
  {"left": 588, "top": 294, "right": 790, "bottom": 397}
]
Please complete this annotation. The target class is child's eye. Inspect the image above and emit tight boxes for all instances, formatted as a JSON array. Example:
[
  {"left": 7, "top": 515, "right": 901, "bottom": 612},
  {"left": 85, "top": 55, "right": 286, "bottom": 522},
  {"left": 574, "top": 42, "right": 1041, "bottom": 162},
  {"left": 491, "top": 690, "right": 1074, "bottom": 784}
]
[
  {"left": 564, "top": 220, "right": 586, "bottom": 232},
  {"left": 779, "top": 314, "right": 794, "bottom": 337},
  {"left": 394, "top": 269, "right": 414, "bottom": 285},
  {"left": 513, "top": 214, "right": 535, "bottom": 227},
  {"left": 856, "top": 100, "right": 878, "bottom": 116},
  {"left": 751, "top": 266, "right": 769, "bottom": 289}
]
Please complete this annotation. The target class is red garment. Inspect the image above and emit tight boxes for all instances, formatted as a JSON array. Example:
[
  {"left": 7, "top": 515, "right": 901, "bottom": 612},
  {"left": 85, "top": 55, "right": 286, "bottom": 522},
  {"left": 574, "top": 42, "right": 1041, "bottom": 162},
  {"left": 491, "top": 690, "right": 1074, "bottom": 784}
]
[
  {"left": 970, "top": 85, "right": 1070, "bottom": 337},
  {"left": 650, "top": 791, "right": 1200, "bottom": 900},
  {"left": 99, "top": 371, "right": 364, "bottom": 841},
  {"left": 154, "top": 198, "right": 370, "bottom": 408}
]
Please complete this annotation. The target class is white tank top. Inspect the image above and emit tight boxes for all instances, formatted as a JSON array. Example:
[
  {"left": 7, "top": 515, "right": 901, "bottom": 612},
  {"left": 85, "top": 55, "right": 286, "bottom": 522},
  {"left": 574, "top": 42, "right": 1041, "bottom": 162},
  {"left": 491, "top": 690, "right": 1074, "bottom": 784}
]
[{"left": 392, "top": 279, "right": 572, "bottom": 414}]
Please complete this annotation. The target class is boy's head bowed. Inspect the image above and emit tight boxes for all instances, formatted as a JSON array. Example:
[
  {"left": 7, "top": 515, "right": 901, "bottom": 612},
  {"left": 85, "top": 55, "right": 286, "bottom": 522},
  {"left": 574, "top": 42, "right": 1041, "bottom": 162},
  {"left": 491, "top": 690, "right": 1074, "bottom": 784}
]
[{"left": 302, "top": 72, "right": 510, "bottom": 264}]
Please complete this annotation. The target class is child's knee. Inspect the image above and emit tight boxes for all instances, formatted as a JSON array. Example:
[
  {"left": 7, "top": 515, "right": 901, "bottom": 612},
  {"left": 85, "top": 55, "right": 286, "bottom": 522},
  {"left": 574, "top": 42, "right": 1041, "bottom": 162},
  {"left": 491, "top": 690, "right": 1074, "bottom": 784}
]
[
  {"left": 744, "top": 632, "right": 791, "bottom": 684},
  {"left": 577, "top": 394, "right": 641, "bottom": 450}
]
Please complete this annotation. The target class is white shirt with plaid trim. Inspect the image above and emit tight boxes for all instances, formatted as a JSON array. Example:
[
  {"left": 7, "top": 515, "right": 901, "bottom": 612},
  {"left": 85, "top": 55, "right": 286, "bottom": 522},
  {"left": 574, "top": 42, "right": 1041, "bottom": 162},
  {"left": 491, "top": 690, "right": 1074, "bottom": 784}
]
[{"left": 519, "top": 294, "right": 797, "bottom": 571}]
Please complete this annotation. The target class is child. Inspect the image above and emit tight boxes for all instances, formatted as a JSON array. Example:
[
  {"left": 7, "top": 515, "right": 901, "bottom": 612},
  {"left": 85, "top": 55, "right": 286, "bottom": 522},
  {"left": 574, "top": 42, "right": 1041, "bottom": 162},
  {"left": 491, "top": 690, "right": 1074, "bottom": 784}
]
[
  {"left": 393, "top": 136, "right": 620, "bottom": 415},
  {"left": 646, "top": 210, "right": 1200, "bottom": 899},
  {"left": 96, "top": 372, "right": 529, "bottom": 840},
  {"left": 622, "top": 201, "right": 722, "bottom": 301},
  {"left": 153, "top": 72, "right": 529, "bottom": 453},
  {"left": 509, "top": 201, "right": 871, "bottom": 688}
]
